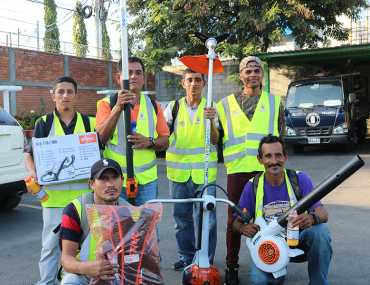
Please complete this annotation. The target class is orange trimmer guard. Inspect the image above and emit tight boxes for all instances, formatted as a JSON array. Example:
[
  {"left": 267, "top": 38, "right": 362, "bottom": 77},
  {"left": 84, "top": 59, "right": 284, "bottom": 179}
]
[{"left": 126, "top": 178, "right": 138, "bottom": 198}]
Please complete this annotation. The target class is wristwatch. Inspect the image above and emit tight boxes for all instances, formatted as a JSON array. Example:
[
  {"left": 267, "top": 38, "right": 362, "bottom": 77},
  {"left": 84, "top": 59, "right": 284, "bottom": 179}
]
[
  {"left": 310, "top": 212, "right": 320, "bottom": 225},
  {"left": 149, "top": 137, "right": 156, "bottom": 148}
]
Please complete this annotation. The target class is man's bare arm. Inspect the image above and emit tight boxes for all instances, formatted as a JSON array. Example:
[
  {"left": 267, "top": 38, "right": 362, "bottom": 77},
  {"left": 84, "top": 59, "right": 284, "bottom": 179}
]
[
  {"left": 232, "top": 218, "right": 260, "bottom": 238},
  {"left": 128, "top": 134, "right": 169, "bottom": 152},
  {"left": 61, "top": 239, "right": 118, "bottom": 281}
]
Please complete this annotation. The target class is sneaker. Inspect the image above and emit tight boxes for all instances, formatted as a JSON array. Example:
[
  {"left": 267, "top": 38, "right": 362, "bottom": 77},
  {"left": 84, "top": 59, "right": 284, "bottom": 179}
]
[
  {"left": 224, "top": 267, "right": 239, "bottom": 285},
  {"left": 172, "top": 260, "right": 189, "bottom": 271}
]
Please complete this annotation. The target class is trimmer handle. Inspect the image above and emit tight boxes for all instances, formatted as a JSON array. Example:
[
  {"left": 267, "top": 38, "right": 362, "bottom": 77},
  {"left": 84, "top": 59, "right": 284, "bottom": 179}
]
[
  {"left": 232, "top": 205, "right": 251, "bottom": 223},
  {"left": 194, "top": 31, "right": 230, "bottom": 45}
]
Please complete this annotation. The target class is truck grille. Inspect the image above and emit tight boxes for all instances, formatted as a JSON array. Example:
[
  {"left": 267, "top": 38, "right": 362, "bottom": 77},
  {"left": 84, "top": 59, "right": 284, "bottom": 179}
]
[{"left": 296, "top": 127, "right": 331, "bottom": 136}]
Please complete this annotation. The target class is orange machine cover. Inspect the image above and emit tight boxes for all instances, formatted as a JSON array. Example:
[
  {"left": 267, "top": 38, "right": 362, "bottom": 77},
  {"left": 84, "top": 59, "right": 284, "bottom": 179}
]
[{"left": 179, "top": 55, "right": 224, "bottom": 74}]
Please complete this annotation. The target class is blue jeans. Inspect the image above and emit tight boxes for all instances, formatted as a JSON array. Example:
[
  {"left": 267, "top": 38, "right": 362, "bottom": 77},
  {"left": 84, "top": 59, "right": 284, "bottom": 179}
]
[
  {"left": 37, "top": 207, "right": 64, "bottom": 285},
  {"left": 61, "top": 271, "right": 90, "bottom": 285},
  {"left": 248, "top": 223, "right": 333, "bottom": 285},
  {"left": 120, "top": 179, "right": 158, "bottom": 206},
  {"left": 170, "top": 178, "right": 217, "bottom": 265}
]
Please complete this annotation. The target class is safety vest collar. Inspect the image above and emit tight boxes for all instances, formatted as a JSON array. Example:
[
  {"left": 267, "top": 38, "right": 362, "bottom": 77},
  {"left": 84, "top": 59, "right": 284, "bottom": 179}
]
[{"left": 254, "top": 169, "right": 297, "bottom": 220}]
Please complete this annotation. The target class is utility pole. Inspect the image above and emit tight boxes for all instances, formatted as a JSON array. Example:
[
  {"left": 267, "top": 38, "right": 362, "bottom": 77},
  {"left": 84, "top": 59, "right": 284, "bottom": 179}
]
[
  {"left": 95, "top": 0, "right": 103, "bottom": 58},
  {"left": 37, "top": 20, "right": 40, "bottom": 50},
  {"left": 18, "top": 28, "right": 20, "bottom": 47}
]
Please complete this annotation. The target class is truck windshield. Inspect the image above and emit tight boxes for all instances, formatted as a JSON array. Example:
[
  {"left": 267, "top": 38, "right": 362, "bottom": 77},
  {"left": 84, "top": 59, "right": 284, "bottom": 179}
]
[{"left": 285, "top": 81, "right": 343, "bottom": 108}]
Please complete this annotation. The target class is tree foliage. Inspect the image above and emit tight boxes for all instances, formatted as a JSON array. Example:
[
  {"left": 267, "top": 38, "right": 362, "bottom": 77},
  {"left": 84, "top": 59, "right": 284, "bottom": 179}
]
[
  {"left": 102, "top": 20, "right": 112, "bottom": 60},
  {"left": 73, "top": 1, "right": 88, "bottom": 57},
  {"left": 126, "top": 0, "right": 367, "bottom": 72},
  {"left": 44, "top": 0, "right": 60, "bottom": 53}
]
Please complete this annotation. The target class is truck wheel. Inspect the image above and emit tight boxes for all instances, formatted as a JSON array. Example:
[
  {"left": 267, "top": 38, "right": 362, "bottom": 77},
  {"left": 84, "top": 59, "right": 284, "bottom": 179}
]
[
  {"left": 357, "top": 118, "right": 367, "bottom": 143},
  {"left": 0, "top": 195, "right": 22, "bottom": 212},
  {"left": 343, "top": 131, "right": 355, "bottom": 153},
  {"left": 292, "top": 145, "right": 304, "bottom": 154}
]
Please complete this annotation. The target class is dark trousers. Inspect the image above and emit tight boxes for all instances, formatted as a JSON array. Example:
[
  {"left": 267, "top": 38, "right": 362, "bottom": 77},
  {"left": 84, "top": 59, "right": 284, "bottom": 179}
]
[{"left": 226, "top": 171, "right": 261, "bottom": 268}]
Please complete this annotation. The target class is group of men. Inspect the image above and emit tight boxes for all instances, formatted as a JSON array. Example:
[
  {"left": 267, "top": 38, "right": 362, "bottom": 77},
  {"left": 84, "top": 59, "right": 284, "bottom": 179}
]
[{"left": 24, "top": 55, "right": 333, "bottom": 285}]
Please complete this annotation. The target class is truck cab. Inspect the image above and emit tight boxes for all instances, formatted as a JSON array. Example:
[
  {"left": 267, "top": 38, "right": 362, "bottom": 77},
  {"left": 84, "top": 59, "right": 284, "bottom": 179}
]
[{"left": 284, "top": 75, "right": 369, "bottom": 153}]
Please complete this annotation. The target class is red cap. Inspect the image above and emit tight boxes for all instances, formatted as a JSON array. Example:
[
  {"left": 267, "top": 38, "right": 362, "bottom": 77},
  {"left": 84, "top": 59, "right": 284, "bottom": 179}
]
[{"left": 24, "top": 176, "right": 32, "bottom": 183}]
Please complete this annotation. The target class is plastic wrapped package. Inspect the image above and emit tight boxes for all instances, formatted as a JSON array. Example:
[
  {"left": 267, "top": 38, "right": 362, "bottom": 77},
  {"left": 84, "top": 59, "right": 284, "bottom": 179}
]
[{"left": 86, "top": 203, "right": 164, "bottom": 285}]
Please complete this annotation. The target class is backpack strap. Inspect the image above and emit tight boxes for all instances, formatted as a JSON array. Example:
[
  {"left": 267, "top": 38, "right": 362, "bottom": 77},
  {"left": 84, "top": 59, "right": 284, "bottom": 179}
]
[
  {"left": 110, "top": 93, "right": 118, "bottom": 110},
  {"left": 80, "top": 193, "right": 94, "bottom": 244},
  {"left": 109, "top": 92, "right": 158, "bottom": 115},
  {"left": 252, "top": 172, "right": 264, "bottom": 198},
  {"left": 44, "top": 112, "right": 54, "bottom": 136},
  {"left": 80, "top": 114, "right": 91, "bottom": 133},
  {"left": 149, "top": 97, "right": 158, "bottom": 115},
  {"left": 253, "top": 170, "right": 301, "bottom": 201},
  {"left": 170, "top": 99, "right": 180, "bottom": 135},
  {"left": 286, "top": 169, "right": 301, "bottom": 200}
]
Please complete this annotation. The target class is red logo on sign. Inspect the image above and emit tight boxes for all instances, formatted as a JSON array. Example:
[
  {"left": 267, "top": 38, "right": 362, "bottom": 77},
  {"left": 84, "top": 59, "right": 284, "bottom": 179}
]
[{"left": 79, "top": 134, "right": 97, "bottom": 144}]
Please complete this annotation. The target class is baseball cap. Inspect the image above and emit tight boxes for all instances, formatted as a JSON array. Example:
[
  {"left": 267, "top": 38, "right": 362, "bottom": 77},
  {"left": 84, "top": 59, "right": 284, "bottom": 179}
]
[
  {"left": 90, "top": 158, "right": 123, "bottom": 180},
  {"left": 239, "top": 56, "right": 263, "bottom": 72}
]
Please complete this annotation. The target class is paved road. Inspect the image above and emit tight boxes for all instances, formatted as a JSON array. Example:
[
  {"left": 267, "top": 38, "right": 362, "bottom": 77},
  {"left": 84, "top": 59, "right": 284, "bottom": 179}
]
[{"left": 1, "top": 138, "right": 370, "bottom": 285}]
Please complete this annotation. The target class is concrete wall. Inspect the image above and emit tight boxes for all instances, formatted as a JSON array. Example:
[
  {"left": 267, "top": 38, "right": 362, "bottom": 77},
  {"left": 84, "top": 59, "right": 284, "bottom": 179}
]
[
  {"left": 154, "top": 60, "right": 317, "bottom": 105},
  {"left": 155, "top": 60, "right": 241, "bottom": 103}
]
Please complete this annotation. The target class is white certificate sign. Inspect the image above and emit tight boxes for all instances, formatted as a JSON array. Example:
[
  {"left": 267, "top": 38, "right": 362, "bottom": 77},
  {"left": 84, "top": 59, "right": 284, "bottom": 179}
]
[{"left": 33, "top": 132, "right": 101, "bottom": 185}]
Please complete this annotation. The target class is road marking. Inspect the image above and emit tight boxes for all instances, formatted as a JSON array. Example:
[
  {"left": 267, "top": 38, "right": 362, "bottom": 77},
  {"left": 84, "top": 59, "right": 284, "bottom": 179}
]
[{"left": 19, "top": 204, "right": 42, "bottom": 210}]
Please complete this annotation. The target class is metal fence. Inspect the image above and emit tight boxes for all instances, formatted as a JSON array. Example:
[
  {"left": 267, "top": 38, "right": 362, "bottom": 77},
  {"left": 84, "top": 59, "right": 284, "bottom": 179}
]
[{"left": 0, "top": 30, "right": 120, "bottom": 61}]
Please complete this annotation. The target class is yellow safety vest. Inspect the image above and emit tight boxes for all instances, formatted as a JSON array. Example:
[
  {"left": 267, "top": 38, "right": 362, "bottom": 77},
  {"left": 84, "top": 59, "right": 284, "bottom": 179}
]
[
  {"left": 97, "top": 93, "right": 158, "bottom": 186},
  {"left": 254, "top": 169, "right": 299, "bottom": 220},
  {"left": 40, "top": 111, "right": 96, "bottom": 208},
  {"left": 71, "top": 193, "right": 130, "bottom": 262},
  {"left": 217, "top": 91, "right": 280, "bottom": 174},
  {"left": 166, "top": 98, "right": 218, "bottom": 184}
]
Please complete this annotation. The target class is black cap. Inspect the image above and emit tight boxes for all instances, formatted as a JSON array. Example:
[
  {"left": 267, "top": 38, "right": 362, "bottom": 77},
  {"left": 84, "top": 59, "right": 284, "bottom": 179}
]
[{"left": 90, "top": 158, "right": 122, "bottom": 180}]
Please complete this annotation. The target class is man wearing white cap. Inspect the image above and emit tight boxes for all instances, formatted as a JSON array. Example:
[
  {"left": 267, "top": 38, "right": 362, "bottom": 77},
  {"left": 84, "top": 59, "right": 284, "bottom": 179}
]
[{"left": 217, "top": 56, "right": 285, "bottom": 285}]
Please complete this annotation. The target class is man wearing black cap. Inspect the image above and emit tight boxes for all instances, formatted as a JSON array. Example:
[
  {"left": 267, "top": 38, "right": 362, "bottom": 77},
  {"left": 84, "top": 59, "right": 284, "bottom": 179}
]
[{"left": 58, "top": 158, "right": 130, "bottom": 285}]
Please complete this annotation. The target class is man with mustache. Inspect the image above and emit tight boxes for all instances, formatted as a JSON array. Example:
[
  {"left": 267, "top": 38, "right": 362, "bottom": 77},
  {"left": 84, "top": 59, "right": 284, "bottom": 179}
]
[
  {"left": 24, "top": 76, "right": 96, "bottom": 285},
  {"left": 217, "top": 56, "right": 285, "bottom": 285},
  {"left": 96, "top": 56, "right": 169, "bottom": 206},
  {"left": 58, "top": 158, "right": 130, "bottom": 285},
  {"left": 163, "top": 68, "right": 219, "bottom": 270},
  {"left": 233, "top": 134, "right": 332, "bottom": 285}
]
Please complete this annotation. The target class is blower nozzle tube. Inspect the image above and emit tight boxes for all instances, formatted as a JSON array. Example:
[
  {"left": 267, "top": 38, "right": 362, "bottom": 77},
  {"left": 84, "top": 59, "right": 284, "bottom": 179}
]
[{"left": 277, "top": 155, "right": 364, "bottom": 228}]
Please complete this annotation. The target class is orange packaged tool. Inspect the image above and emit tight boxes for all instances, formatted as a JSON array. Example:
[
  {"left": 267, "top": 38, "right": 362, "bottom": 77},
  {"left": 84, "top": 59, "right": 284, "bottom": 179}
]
[
  {"left": 86, "top": 203, "right": 164, "bottom": 285},
  {"left": 126, "top": 178, "right": 138, "bottom": 198}
]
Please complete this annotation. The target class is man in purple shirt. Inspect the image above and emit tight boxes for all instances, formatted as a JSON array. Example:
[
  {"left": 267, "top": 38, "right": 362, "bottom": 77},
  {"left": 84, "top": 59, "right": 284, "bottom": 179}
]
[{"left": 233, "top": 134, "right": 333, "bottom": 285}]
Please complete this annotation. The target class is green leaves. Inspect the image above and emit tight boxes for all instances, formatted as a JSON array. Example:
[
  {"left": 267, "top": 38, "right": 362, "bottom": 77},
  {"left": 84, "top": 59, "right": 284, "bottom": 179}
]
[
  {"left": 44, "top": 0, "right": 60, "bottom": 53},
  {"left": 73, "top": 1, "right": 88, "bottom": 57},
  {"left": 123, "top": 0, "right": 367, "bottom": 70}
]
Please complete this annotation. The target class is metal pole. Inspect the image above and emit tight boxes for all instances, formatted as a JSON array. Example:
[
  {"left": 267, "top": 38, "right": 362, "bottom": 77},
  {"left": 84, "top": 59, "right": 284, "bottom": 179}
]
[
  {"left": 3, "top": 90, "right": 10, "bottom": 113},
  {"left": 121, "top": 0, "right": 135, "bottom": 205},
  {"left": 37, "top": 20, "right": 40, "bottom": 50},
  {"left": 18, "top": 28, "right": 20, "bottom": 47}
]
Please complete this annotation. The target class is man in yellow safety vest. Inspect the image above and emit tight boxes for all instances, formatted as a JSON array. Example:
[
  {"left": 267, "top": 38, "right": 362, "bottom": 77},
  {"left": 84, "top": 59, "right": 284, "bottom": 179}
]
[
  {"left": 24, "top": 76, "right": 95, "bottom": 285},
  {"left": 217, "top": 56, "right": 286, "bottom": 285},
  {"left": 95, "top": 57, "right": 169, "bottom": 206},
  {"left": 164, "top": 68, "right": 219, "bottom": 271}
]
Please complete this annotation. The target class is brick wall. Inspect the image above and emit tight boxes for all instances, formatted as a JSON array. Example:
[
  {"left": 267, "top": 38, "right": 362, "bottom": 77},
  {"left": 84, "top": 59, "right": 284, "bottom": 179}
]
[{"left": 0, "top": 46, "right": 155, "bottom": 116}]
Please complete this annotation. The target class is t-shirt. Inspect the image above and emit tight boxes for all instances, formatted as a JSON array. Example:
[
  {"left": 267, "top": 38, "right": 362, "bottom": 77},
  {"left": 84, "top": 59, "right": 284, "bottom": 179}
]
[
  {"left": 235, "top": 172, "right": 322, "bottom": 224},
  {"left": 95, "top": 98, "right": 170, "bottom": 137},
  {"left": 27, "top": 109, "right": 78, "bottom": 153},
  {"left": 59, "top": 201, "right": 82, "bottom": 243},
  {"left": 163, "top": 99, "right": 220, "bottom": 128}
]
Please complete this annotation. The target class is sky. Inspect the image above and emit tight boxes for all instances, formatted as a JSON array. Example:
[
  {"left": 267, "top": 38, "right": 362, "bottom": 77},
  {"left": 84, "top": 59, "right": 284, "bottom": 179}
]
[{"left": 0, "top": 0, "right": 121, "bottom": 57}]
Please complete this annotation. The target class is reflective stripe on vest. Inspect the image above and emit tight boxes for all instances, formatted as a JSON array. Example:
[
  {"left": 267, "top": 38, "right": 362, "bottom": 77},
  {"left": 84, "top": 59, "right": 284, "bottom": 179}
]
[
  {"left": 40, "top": 111, "right": 93, "bottom": 207},
  {"left": 218, "top": 91, "right": 280, "bottom": 174},
  {"left": 254, "top": 169, "right": 297, "bottom": 221},
  {"left": 166, "top": 98, "right": 218, "bottom": 184},
  {"left": 98, "top": 93, "right": 158, "bottom": 185}
]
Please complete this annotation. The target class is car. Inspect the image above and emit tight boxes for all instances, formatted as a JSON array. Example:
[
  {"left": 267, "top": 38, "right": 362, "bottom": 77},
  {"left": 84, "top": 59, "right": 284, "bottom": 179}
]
[{"left": 0, "top": 107, "right": 29, "bottom": 211}]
